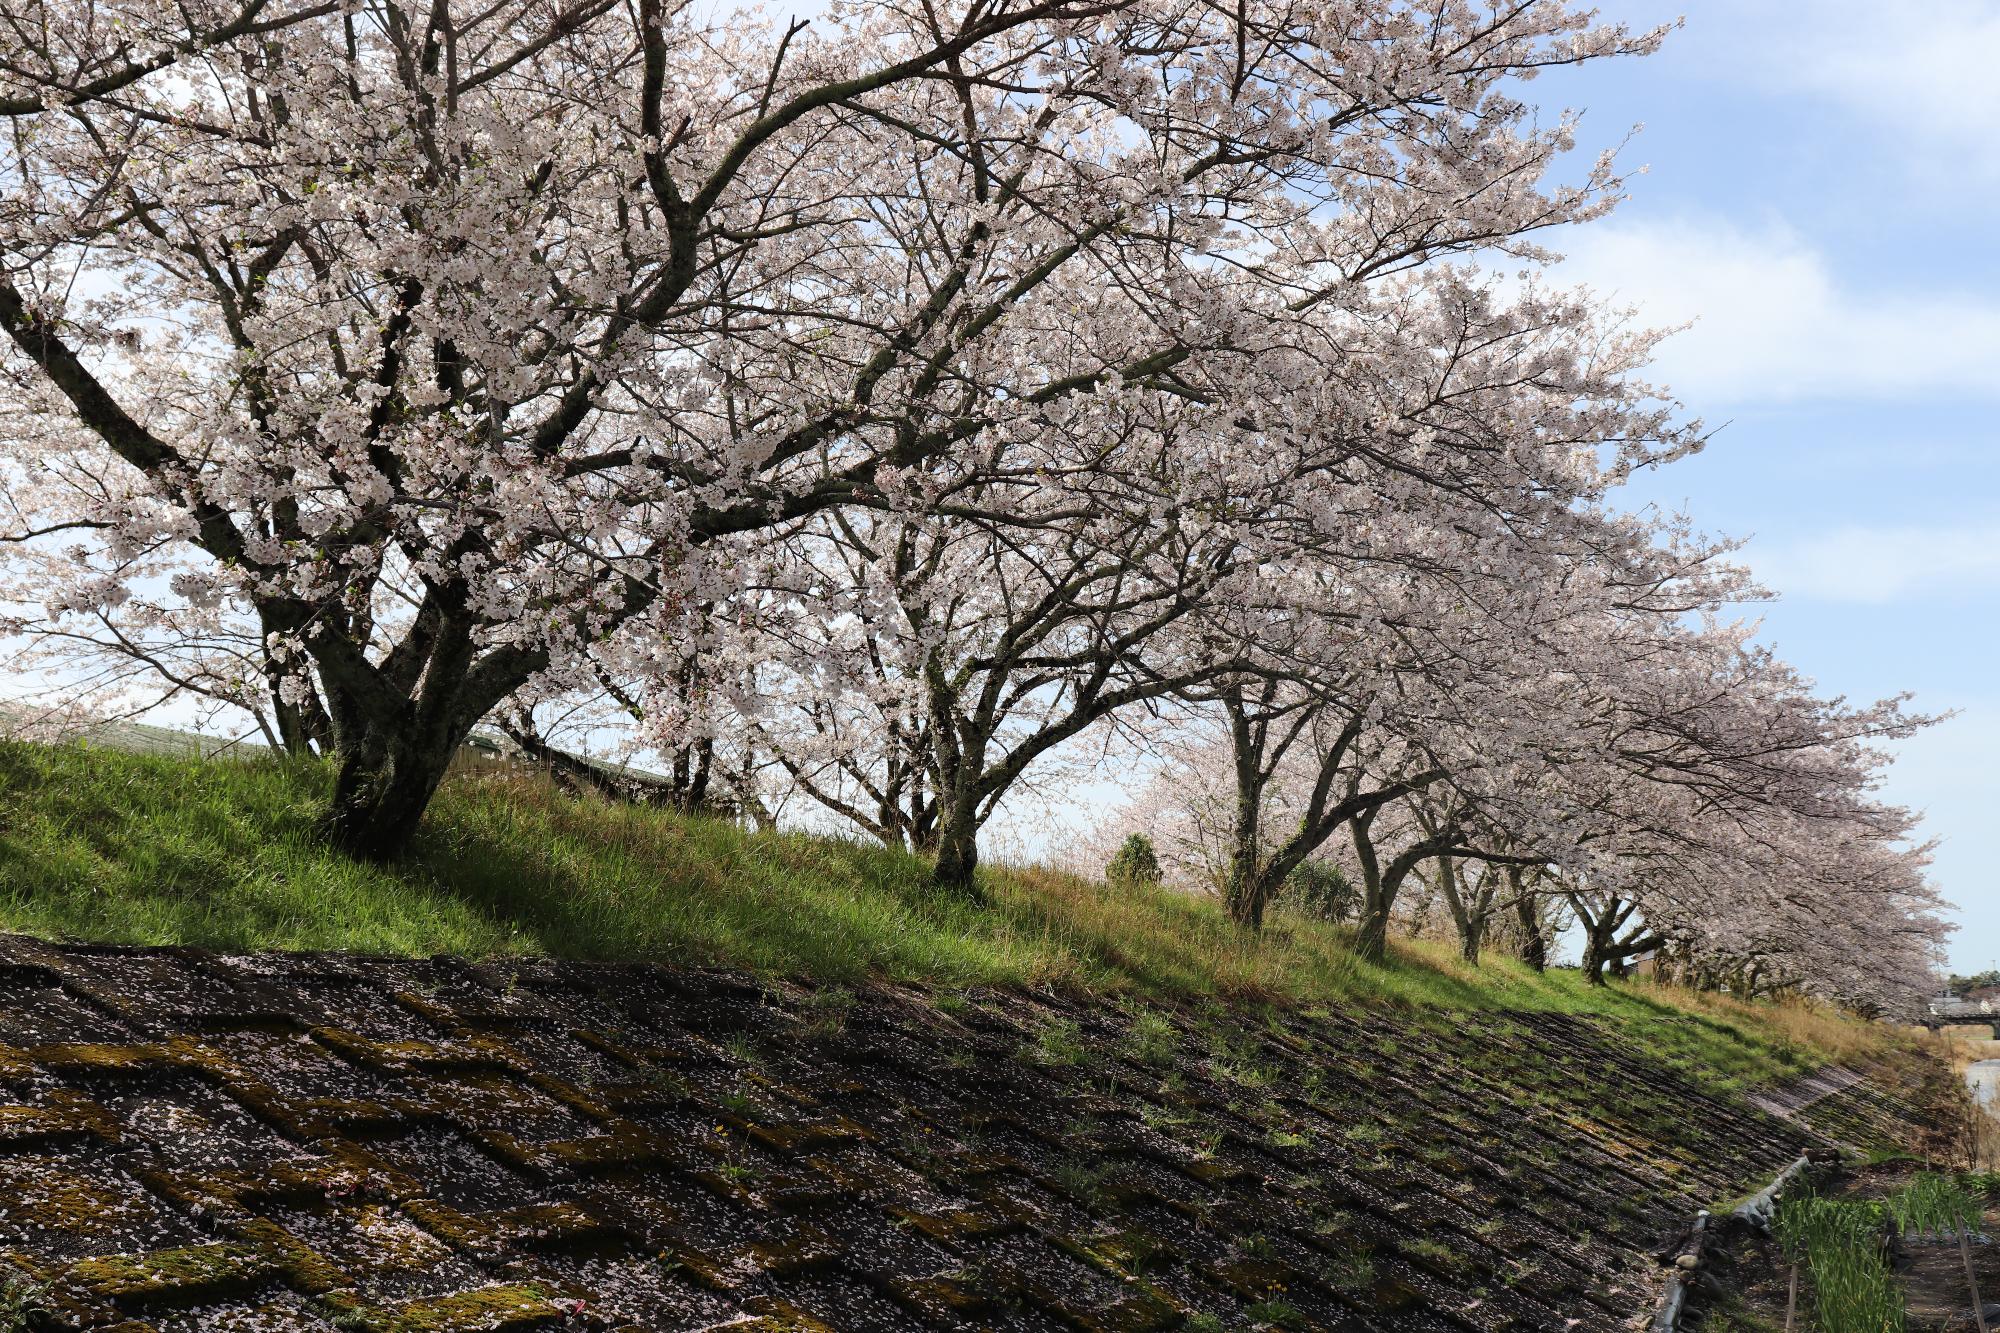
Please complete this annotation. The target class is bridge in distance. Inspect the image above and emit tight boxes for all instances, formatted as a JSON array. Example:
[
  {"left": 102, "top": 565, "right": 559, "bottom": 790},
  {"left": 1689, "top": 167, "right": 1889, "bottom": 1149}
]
[{"left": 1927, "top": 995, "right": 2000, "bottom": 1036}]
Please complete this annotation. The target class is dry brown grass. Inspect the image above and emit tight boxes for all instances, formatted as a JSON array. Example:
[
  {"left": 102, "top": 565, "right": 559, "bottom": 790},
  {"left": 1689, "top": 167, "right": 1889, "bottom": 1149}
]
[
  {"left": 1652, "top": 991, "right": 1906, "bottom": 1066},
  {"left": 1917, "top": 1027, "right": 2000, "bottom": 1171}
]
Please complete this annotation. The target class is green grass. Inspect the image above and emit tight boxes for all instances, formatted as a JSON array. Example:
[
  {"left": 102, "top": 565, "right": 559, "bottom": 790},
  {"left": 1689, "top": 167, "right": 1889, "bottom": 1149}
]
[
  {"left": 0, "top": 739, "right": 1899, "bottom": 1087},
  {"left": 1774, "top": 1191, "right": 1905, "bottom": 1333}
]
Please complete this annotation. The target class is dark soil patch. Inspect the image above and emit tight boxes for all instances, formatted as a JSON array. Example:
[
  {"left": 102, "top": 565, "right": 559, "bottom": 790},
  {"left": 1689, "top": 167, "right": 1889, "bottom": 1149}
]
[{"left": 1681, "top": 1222, "right": 1797, "bottom": 1332}]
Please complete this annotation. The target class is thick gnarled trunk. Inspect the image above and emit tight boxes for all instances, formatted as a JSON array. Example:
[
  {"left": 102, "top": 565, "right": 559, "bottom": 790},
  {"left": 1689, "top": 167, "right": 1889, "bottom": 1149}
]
[
  {"left": 309, "top": 602, "right": 526, "bottom": 862},
  {"left": 930, "top": 820, "right": 983, "bottom": 900},
  {"left": 1570, "top": 891, "right": 1662, "bottom": 986},
  {"left": 1512, "top": 875, "right": 1547, "bottom": 972},
  {"left": 924, "top": 729, "right": 986, "bottom": 898},
  {"left": 320, "top": 722, "right": 464, "bottom": 861}
]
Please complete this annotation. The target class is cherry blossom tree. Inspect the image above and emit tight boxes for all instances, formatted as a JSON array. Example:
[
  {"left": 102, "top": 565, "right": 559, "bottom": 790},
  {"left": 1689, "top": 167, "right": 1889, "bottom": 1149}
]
[
  {"left": 0, "top": 0, "right": 1668, "bottom": 858},
  {"left": 1153, "top": 497, "right": 1729, "bottom": 943},
  {"left": 1100, "top": 500, "right": 1949, "bottom": 1000},
  {"left": 719, "top": 364, "right": 1306, "bottom": 892},
  {"left": 0, "top": 0, "right": 331, "bottom": 117}
]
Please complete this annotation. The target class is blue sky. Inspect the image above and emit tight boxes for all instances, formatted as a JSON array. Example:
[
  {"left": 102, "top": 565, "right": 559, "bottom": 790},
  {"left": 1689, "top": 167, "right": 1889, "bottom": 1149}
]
[{"left": 1537, "top": 2, "right": 2000, "bottom": 971}]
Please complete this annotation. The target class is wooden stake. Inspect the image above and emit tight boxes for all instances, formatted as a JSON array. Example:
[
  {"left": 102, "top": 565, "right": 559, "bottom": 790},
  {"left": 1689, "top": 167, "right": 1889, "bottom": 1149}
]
[{"left": 1962, "top": 1229, "right": 1989, "bottom": 1333}]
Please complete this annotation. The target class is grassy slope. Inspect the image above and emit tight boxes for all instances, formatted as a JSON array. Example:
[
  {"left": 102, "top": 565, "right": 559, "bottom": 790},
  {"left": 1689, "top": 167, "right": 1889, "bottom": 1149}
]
[{"left": 0, "top": 738, "right": 1904, "bottom": 1092}]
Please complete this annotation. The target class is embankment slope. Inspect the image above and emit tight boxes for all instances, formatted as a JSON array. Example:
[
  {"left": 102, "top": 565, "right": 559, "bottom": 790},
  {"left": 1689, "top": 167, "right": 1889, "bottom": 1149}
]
[{"left": 0, "top": 935, "right": 1954, "bottom": 1332}]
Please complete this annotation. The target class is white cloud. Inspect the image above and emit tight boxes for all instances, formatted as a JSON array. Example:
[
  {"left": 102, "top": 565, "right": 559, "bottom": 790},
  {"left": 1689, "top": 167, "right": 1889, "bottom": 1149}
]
[
  {"left": 1653, "top": 0, "right": 2000, "bottom": 185},
  {"left": 1749, "top": 0, "right": 2000, "bottom": 181},
  {"left": 1750, "top": 522, "right": 2000, "bottom": 604},
  {"left": 1555, "top": 216, "right": 2000, "bottom": 404}
]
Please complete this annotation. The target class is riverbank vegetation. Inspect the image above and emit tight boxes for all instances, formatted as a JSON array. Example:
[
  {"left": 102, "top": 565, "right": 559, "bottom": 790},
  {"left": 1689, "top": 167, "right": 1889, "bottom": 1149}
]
[{"left": 0, "top": 737, "right": 1911, "bottom": 1094}]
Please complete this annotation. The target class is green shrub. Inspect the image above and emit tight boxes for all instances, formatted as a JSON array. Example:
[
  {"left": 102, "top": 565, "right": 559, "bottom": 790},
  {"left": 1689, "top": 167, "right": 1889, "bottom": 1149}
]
[
  {"left": 1281, "top": 860, "right": 1359, "bottom": 924},
  {"left": 1105, "top": 833, "right": 1163, "bottom": 889},
  {"left": 1773, "top": 1191, "right": 1903, "bottom": 1333},
  {"left": 1889, "top": 1172, "right": 1986, "bottom": 1323}
]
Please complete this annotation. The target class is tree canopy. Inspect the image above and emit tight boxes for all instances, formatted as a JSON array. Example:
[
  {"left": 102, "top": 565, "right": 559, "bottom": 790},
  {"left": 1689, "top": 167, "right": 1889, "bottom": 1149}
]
[{"left": 0, "top": 0, "right": 1950, "bottom": 1013}]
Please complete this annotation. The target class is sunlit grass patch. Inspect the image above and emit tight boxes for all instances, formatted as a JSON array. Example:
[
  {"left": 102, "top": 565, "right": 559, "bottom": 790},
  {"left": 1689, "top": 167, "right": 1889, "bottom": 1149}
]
[{"left": 0, "top": 738, "right": 1905, "bottom": 1089}]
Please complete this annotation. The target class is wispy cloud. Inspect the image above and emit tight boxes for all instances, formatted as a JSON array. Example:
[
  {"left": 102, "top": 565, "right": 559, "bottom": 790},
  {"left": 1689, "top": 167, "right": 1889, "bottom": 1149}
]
[
  {"left": 1751, "top": 522, "right": 2000, "bottom": 604},
  {"left": 1742, "top": 0, "right": 2000, "bottom": 184},
  {"left": 1555, "top": 216, "right": 2000, "bottom": 404}
]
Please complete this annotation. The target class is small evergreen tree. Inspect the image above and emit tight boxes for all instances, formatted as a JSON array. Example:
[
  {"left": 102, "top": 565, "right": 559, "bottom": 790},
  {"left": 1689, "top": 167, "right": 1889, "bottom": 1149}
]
[
  {"left": 1106, "top": 834, "right": 1164, "bottom": 889},
  {"left": 1281, "top": 861, "right": 1360, "bottom": 923}
]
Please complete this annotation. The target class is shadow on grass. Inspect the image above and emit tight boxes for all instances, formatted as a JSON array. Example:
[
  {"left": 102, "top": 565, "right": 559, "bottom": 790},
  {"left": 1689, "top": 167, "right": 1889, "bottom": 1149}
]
[
  {"left": 404, "top": 782, "right": 1046, "bottom": 986},
  {"left": 0, "top": 738, "right": 1897, "bottom": 1086}
]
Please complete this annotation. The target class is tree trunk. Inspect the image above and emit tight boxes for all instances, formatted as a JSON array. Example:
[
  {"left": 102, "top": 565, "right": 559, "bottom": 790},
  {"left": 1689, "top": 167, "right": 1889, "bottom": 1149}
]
[
  {"left": 670, "top": 735, "right": 713, "bottom": 811},
  {"left": 1221, "top": 804, "right": 1270, "bottom": 930},
  {"left": 321, "top": 723, "right": 461, "bottom": 860},
  {"left": 271, "top": 685, "right": 333, "bottom": 756},
  {"left": 924, "top": 738, "right": 986, "bottom": 895},
  {"left": 1354, "top": 901, "right": 1390, "bottom": 964},
  {"left": 927, "top": 748, "right": 985, "bottom": 898},
  {"left": 1434, "top": 855, "right": 1489, "bottom": 964},
  {"left": 1515, "top": 898, "right": 1546, "bottom": 972},
  {"left": 1511, "top": 871, "right": 1546, "bottom": 972},
  {"left": 931, "top": 821, "right": 983, "bottom": 900},
  {"left": 1580, "top": 924, "right": 1611, "bottom": 986},
  {"left": 1349, "top": 813, "right": 1390, "bottom": 964},
  {"left": 1222, "top": 683, "right": 1268, "bottom": 929},
  {"left": 259, "top": 607, "right": 334, "bottom": 756},
  {"left": 920, "top": 650, "right": 988, "bottom": 899},
  {"left": 1572, "top": 893, "right": 1638, "bottom": 986},
  {"left": 503, "top": 718, "right": 723, "bottom": 814},
  {"left": 1224, "top": 859, "right": 1270, "bottom": 930}
]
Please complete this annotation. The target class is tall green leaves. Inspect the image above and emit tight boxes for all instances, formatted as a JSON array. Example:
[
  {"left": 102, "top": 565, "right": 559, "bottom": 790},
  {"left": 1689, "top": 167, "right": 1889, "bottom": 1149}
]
[
  {"left": 1773, "top": 1192, "right": 1904, "bottom": 1333},
  {"left": 1774, "top": 1174, "right": 1995, "bottom": 1333},
  {"left": 1886, "top": 1171, "right": 1983, "bottom": 1240},
  {"left": 1888, "top": 1173, "right": 1989, "bottom": 1333}
]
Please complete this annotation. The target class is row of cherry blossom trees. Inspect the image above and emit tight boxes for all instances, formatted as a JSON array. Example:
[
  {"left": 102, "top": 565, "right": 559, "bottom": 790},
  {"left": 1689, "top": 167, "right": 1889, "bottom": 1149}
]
[{"left": 0, "top": 0, "right": 1950, "bottom": 1008}]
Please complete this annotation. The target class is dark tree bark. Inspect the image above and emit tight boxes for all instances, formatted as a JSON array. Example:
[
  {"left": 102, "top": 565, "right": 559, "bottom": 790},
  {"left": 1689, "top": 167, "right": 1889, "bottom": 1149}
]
[
  {"left": 912, "top": 529, "right": 1226, "bottom": 898},
  {"left": 1432, "top": 855, "right": 1504, "bottom": 964},
  {"left": 1221, "top": 681, "right": 1274, "bottom": 928},
  {"left": 321, "top": 725, "right": 460, "bottom": 859},
  {"left": 1203, "top": 679, "right": 1447, "bottom": 931},
  {"left": 1348, "top": 801, "right": 1551, "bottom": 965},
  {"left": 1350, "top": 808, "right": 1450, "bottom": 965},
  {"left": 1569, "top": 891, "right": 1663, "bottom": 985},
  {"left": 1511, "top": 869, "right": 1548, "bottom": 972},
  {"left": 930, "top": 820, "right": 982, "bottom": 900}
]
